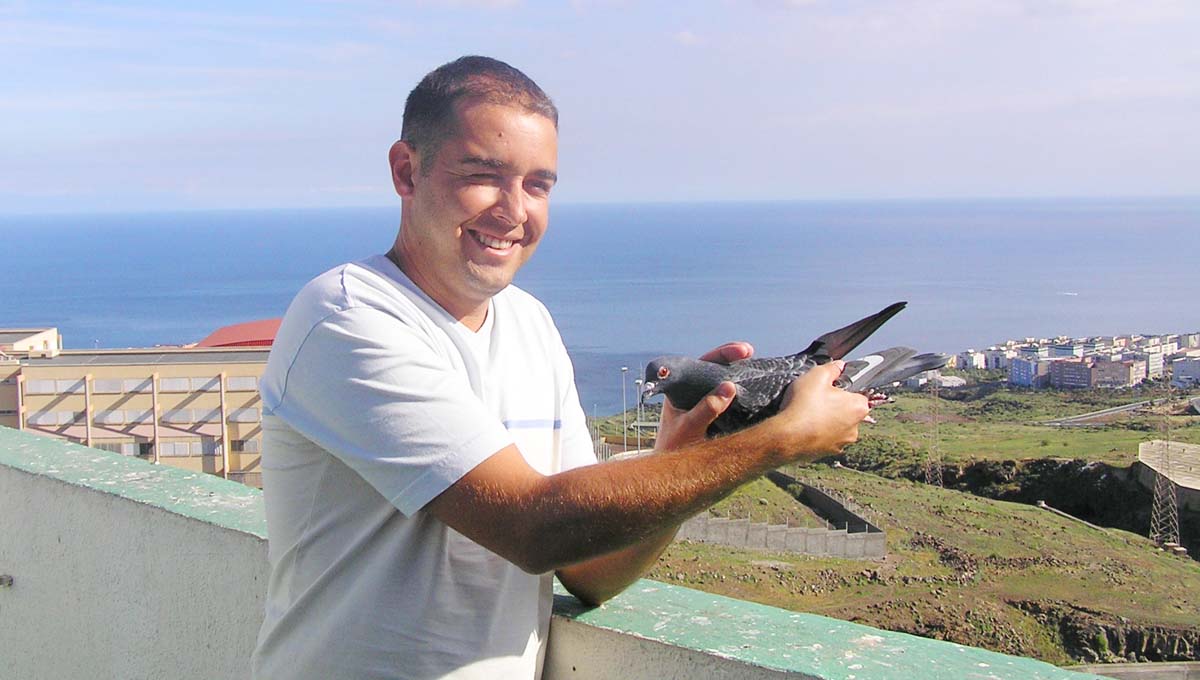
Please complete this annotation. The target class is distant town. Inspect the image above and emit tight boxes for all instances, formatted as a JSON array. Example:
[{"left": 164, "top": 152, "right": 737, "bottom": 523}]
[{"left": 925, "top": 330, "right": 1200, "bottom": 391}]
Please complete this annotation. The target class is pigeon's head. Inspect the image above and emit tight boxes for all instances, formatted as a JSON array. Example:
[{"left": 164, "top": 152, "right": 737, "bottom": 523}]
[{"left": 641, "top": 356, "right": 726, "bottom": 411}]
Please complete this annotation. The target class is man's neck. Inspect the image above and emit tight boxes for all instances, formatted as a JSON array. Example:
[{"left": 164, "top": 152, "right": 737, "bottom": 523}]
[{"left": 386, "top": 246, "right": 490, "bottom": 332}]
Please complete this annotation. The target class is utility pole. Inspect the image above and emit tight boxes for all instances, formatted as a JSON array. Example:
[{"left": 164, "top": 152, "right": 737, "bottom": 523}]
[
  {"left": 621, "top": 366, "right": 629, "bottom": 451},
  {"left": 1150, "top": 380, "right": 1181, "bottom": 549},
  {"left": 925, "top": 373, "right": 944, "bottom": 487},
  {"left": 634, "top": 378, "right": 643, "bottom": 452}
]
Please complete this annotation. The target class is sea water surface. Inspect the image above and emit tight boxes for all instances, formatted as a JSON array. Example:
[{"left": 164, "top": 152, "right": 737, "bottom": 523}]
[{"left": 2, "top": 199, "right": 1196, "bottom": 413}]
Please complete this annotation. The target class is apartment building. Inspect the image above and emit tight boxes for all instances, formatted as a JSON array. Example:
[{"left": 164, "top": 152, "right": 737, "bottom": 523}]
[
  {"left": 983, "top": 347, "right": 1016, "bottom": 370},
  {"left": 1174, "top": 357, "right": 1200, "bottom": 388},
  {"left": 0, "top": 328, "right": 61, "bottom": 354},
  {"left": 957, "top": 349, "right": 986, "bottom": 370},
  {"left": 1092, "top": 357, "right": 1144, "bottom": 389},
  {"left": 1049, "top": 357, "right": 1092, "bottom": 389},
  {"left": 1009, "top": 356, "right": 1051, "bottom": 388},
  {"left": 1018, "top": 344, "right": 1050, "bottom": 360},
  {"left": 1050, "top": 342, "right": 1086, "bottom": 359},
  {"left": 1, "top": 328, "right": 268, "bottom": 487}
]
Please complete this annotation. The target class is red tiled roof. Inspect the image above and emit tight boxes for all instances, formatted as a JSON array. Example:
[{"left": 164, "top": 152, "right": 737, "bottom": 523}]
[{"left": 196, "top": 319, "right": 281, "bottom": 348}]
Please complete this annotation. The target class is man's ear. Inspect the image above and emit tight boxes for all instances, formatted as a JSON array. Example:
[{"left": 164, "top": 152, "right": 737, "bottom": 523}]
[{"left": 389, "top": 140, "right": 418, "bottom": 197}]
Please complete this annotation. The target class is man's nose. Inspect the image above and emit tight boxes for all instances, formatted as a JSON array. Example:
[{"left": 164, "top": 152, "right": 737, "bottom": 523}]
[{"left": 492, "top": 181, "right": 527, "bottom": 227}]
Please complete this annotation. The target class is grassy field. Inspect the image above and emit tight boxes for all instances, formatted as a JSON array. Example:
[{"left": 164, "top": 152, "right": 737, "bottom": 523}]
[
  {"left": 592, "top": 381, "right": 1200, "bottom": 468},
  {"left": 852, "top": 384, "right": 1200, "bottom": 468},
  {"left": 646, "top": 465, "right": 1200, "bottom": 664},
  {"left": 706, "top": 476, "right": 829, "bottom": 527}
]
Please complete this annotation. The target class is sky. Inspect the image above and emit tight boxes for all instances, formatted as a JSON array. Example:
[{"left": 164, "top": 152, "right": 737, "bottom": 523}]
[{"left": 2, "top": 0, "right": 1198, "bottom": 213}]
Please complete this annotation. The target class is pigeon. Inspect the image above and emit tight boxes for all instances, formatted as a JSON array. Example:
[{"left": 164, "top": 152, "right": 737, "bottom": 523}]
[{"left": 640, "top": 301, "right": 948, "bottom": 437}]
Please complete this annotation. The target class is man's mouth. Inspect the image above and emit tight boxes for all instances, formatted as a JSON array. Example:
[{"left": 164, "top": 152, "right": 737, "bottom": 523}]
[{"left": 469, "top": 230, "right": 515, "bottom": 250}]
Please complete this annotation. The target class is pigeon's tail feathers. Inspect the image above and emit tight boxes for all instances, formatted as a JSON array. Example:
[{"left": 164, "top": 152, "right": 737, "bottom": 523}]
[
  {"left": 796, "top": 301, "right": 907, "bottom": 363},
  {"left": 867, "top": 352, "right": 950, "bottom": 391},
  {"left": 840, "top": 350, "right": 950, "bottom": 393},
  {"left": 836, "top": 347, "right": 917, "bottom": 392}
]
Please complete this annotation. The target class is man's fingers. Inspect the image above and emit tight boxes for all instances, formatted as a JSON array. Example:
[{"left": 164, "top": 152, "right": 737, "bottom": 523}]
[
  {"left": 795, "top": 360, "right": 844, "bottom": 386},
  {"left": 698, "top": 341, "right": 753, "bottom": 365},
  {"left": 677, "top": 381, "right": 736, "bottom": 430}
]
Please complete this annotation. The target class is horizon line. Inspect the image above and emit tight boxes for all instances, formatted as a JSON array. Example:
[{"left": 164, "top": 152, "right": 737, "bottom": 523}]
[{"left": 3, "top": 193, "right": 1199, "bottom": 219}]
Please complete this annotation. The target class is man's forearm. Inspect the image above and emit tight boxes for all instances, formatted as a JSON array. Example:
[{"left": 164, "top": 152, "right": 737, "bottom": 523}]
[
  {"left": 555, "top": 523, "right": 679, "bottom": 606},
  {"left": 440, "top": 415, "right": 802, "bottom": 576},
  {"left": 534, "top": 420, "right": 800, "bottom": 568}
]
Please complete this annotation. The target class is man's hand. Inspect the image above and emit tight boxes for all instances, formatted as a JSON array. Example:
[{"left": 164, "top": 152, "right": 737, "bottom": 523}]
[
  {"left": 654, "top": 342, "right": 752, "bottom": 451},
  {"left": 773, "top": 360, "right": 870, "bottom": 457}
]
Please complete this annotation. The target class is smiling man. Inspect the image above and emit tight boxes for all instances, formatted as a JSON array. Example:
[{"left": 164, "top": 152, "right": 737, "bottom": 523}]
[{"left": 252, "top": 56, "right": 869, "bottom": 680}]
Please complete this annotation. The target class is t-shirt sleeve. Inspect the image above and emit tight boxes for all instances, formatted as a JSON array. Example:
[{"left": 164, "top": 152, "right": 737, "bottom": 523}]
[{"left": 269, "top": 306, "right": 514, "bottom": 515}]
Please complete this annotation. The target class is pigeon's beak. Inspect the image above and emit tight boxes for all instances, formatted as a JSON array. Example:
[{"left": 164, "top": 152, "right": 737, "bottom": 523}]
[{"left": 640, "top": 381, "right": 659, "bottom": 405}]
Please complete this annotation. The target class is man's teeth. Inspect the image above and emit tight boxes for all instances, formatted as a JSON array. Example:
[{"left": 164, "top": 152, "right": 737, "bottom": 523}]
[{"left": 472, "top": 231, "right": 514, "bottom": 249}]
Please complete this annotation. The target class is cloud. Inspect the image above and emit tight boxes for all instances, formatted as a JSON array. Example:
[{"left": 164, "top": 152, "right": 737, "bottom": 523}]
[{"left": 673, "top": 29, "right": 701, "bottom": 46}]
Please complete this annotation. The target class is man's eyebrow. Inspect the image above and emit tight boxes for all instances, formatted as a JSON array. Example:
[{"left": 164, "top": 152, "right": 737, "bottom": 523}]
[
  {"left": 459, "top": 155, "right": 557, "bottom": 182},
  {"left": 459, "top": 155, "right": 506, "bottom": 170}
]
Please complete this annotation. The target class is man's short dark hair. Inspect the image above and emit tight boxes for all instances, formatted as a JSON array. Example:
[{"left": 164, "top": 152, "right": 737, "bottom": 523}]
[{"left": 402, "top": 56, "right": 558, "bottom": 172}]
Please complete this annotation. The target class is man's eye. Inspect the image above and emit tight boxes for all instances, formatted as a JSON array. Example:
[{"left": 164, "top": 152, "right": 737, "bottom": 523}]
[{"left": 527, "top": 181, "right": 553, "bottom": 196}]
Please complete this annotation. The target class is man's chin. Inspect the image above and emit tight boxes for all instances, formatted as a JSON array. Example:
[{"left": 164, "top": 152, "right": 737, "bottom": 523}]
[{"left": 464, "top": 267, "right": 516, "bottom": 298}]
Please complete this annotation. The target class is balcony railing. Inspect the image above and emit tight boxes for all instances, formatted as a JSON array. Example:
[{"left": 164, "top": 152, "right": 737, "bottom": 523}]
[{"left": 0, "top": 427, "right": 1110, "bottom": 680}]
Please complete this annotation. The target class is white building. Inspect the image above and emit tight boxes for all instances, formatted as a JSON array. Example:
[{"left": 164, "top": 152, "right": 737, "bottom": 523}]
[
  {"left": 983, "top": 347, "right": 1016, "bottom": 371},
  {"left": 1173, "top": 357, "right": 1200, "bottom": 388},
  {"left": 957, "top": 350, "right": 986, "bottom": 370}
]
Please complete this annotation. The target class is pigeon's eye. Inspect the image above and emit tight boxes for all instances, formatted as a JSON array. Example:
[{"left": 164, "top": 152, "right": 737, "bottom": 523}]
[{"left": 657, "top": 366, "right": 671, "bottom": 380}]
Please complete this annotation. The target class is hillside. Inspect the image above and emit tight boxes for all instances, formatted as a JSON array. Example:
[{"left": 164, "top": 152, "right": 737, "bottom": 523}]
[{"left": 646, "top": 465, "right": 1200, "bottom": 665}]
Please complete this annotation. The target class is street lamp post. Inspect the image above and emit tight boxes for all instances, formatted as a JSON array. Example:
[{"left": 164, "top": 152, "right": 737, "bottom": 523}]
[
  {"left": 633, "top": 378, "right": 643, "bottom": 452},
  {"left": 621, "top": 366, "right": 629, "bottom": 450}
]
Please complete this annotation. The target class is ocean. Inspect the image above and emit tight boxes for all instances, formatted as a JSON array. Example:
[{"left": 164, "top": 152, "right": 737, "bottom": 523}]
[{"left": 2, "top": 198, "right": 1196, "bottom": 414}]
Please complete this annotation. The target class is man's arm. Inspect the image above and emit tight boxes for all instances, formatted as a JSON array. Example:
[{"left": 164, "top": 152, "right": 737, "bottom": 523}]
[
  {"left": 425, "top": 360, "right": 868, "bottom": 596},
  {"left": 555, "top": 343, "right": 751, "bottom": 605}
]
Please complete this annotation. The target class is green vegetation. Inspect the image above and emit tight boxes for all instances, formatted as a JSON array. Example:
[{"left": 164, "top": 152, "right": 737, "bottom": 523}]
[
  {"left": 648, "top": 465, "right": 1200, "bottom": 664},
  {"left": 848, "top": 384, "right": 1200, "bottom": 468},
  {"left": 626, "top": 379, "right": 1200, "bottom": 663},
  {"left": 706, "top": 476, "right": 828, "bottom": 527},
  {"left": 591, "top": 380, "right": 1200, "bottom": 467}
]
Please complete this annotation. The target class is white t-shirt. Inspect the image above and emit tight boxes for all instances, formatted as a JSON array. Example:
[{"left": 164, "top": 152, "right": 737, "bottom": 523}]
[{"left": 251, "top": 254, "right": 596, "bottom": 680}]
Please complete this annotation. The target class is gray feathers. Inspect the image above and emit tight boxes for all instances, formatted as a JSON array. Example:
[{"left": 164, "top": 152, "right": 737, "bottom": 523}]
[{"left": 641, "top": 302, "right": 948, "bottom": 437}]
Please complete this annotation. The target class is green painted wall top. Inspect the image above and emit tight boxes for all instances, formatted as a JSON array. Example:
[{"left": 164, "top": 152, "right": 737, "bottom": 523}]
[
  {"left": 0, "top": 426, "right": 265, "bottom": 537},
  {"left": 555, "top": 580, "right": 1108, "bottom": 679}
]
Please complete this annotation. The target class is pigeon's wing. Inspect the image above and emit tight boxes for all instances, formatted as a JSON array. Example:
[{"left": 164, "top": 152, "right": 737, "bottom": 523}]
[
  {"left": 709, "top": 372, "right": 794, "bottom": 436},
  {"left": 792, "top": 301, "right": 907, "bottom": 363},
  {"left": 735, "top": 372, "right": 794, "bottom": 412},
  {"left": 727, "top": 355, "right": 803, "bottom": 377},
  {"left": 836, "top": 347, "right": 919, "bottom": 392}
]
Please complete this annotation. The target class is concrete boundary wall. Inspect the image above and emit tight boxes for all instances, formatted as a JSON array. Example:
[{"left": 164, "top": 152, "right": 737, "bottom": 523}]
[
  {"left": 0, "top": 431, "right": 267, "bottom": 680},
  {"left": 0, "top": 428, "right": 1107, "bottom": 680},
  {"left": 676, "top": 513, "right": 885, "bottom": 559},
  {"left": 1067, "top": 662, "right": 1200, "bottom": 679},
  {"left": 675, "top": 470, "right": 886, "bottom": 559}
]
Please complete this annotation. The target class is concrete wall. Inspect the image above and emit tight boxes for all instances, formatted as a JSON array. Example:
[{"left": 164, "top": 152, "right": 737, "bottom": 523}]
[
  {"left": 676, "top": 513, "right": 885, "bottom": 559},
  {"left": 1134, "top": 459, "right": 1200, "bottom": 513},
  {"left": 0, "top": 447, "right": 267, "bottom": 679},
  {"left": 1068, "top": 662, "right": 1200, "bottom": 679},
  {"left": 667, "top": 469, "right": 884, "bottom": 559},
  {"left": 0, "top": 428, "right": 1108, "bottom": 680}
]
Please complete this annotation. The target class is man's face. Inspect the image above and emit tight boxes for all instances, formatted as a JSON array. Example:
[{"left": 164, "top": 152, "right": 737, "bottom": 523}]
[{"left": 395, "top": 101, "right": 558, "bottom": 318}]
